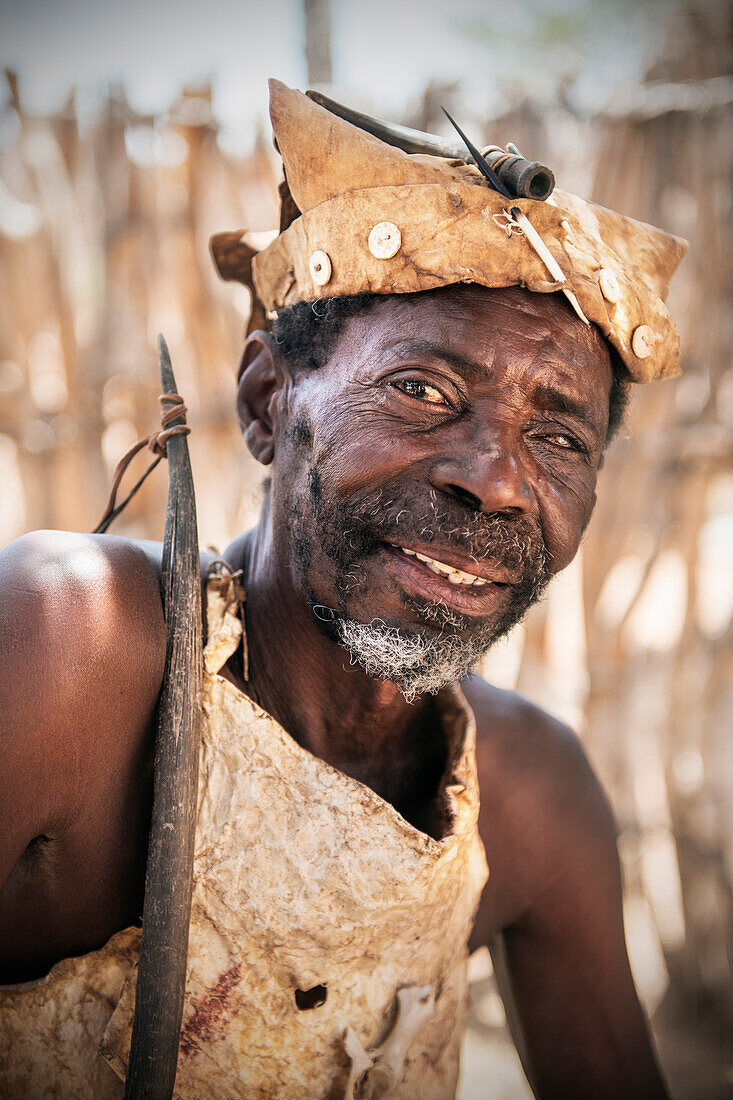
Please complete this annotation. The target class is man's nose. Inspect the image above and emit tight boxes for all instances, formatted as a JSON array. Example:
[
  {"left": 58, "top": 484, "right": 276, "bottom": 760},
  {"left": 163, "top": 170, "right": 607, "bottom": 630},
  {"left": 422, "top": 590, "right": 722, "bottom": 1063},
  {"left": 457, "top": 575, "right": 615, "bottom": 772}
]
[{"left": 429, "top": 446, "right": 534, "bottom": 515}]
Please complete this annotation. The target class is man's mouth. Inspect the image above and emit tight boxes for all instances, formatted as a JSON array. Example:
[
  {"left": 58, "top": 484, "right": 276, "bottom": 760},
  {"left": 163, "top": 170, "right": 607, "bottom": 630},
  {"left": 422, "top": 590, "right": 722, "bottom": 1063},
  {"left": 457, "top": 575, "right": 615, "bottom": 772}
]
[
  {"left": 393, "top": 545, "right": 493, "bottom": 587},
  {"left": 382, "top": 542, "right": 514, "bottom": 613}
]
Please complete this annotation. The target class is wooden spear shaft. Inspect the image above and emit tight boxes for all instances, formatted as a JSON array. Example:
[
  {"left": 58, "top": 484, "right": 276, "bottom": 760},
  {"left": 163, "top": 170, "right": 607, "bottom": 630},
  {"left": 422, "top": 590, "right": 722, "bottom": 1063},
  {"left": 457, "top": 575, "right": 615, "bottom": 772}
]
[{"left": 124, "top": 335, "right": 202, "bottom": 1100}]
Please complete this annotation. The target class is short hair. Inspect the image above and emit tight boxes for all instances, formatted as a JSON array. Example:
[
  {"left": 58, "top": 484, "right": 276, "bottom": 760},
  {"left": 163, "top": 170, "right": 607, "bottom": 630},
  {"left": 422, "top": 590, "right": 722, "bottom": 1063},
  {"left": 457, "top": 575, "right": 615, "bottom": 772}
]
[{"left": 272, "top": 291, "right": 630, "bottom": 446}]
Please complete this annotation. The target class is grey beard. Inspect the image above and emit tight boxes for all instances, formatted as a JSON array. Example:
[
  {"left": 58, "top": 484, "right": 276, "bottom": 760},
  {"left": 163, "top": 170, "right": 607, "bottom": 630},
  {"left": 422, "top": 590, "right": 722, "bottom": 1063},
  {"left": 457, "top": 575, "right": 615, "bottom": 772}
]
[
  {"left": 334, "top": 613, "right": 501, "bottom": 703},
  {"left": 295, "top": 467, "right": 551, "bottom": 699}
]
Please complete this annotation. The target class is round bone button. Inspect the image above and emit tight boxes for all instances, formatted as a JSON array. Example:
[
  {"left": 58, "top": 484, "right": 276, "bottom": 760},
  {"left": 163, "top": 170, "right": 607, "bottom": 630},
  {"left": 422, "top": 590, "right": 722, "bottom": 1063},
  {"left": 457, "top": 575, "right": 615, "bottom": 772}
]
[
  {"left": 309, "top": 250, "right": 332, "bottom": 286},
  {"left": 368, "top": 221, "right": 401, "bottom": 259},
  {"left": 599, "top": 268, "right": 620, "bottom": 304},
  {"left": 631, "top": 324, "right": 655, "bottom": 359}
]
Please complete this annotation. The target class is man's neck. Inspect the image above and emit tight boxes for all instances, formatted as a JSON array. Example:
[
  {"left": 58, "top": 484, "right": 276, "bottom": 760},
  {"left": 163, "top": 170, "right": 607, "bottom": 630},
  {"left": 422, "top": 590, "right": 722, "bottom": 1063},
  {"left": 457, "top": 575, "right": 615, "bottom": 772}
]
[{"left": 223, "top": 517, "right": 447, "bottom": 826}]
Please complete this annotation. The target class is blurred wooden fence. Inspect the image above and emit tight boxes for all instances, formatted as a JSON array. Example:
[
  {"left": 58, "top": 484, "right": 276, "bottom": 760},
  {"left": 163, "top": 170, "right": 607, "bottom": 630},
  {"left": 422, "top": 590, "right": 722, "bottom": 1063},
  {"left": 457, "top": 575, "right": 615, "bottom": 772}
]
[
  {"left": 0, "top": 76, "right": 278, "bottom": 550},
  {"left": 0, "top": 7, "right": 730, "bottom": 1095}
]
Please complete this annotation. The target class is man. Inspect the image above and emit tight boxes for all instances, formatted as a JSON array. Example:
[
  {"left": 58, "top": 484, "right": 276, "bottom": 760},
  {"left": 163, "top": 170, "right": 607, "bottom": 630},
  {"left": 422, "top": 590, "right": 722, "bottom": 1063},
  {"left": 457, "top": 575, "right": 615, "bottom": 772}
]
[{"left": 0, "top": 82, "right": 686, "bottom": 1097}]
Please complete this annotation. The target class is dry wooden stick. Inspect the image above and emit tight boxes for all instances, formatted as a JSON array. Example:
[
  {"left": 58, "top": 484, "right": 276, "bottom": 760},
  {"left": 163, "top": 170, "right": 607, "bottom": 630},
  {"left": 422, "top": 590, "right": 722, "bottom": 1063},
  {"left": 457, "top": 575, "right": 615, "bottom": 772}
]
[{"left": 123, "top": 335, "right": 202, "bottom": 1100}]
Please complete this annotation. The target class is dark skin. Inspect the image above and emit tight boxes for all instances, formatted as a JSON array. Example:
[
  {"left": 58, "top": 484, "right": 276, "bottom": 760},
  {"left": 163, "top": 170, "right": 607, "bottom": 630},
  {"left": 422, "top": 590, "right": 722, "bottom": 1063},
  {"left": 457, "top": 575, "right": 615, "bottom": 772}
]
[{"left": 0, "top": 285, "right": 667, "bottom": 1099}]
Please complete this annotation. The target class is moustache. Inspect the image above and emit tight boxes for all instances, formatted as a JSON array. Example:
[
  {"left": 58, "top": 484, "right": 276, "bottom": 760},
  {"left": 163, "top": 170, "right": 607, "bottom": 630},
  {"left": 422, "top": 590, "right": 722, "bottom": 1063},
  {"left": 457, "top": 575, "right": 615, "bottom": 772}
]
[{"left": 319, "top": 484, "right": 548, "bottom": 581}]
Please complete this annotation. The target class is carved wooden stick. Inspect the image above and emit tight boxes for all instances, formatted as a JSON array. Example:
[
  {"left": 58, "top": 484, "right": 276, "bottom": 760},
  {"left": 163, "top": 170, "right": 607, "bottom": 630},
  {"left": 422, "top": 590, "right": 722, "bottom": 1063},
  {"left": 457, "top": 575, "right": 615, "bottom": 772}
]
[{"left": 124, "top": 335, "right": 202, "bottom": 1100}]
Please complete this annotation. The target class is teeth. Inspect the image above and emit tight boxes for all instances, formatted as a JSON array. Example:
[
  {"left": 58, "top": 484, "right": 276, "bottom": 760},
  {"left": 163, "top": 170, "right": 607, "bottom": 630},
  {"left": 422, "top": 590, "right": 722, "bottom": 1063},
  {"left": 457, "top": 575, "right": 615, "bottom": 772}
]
[{"left": 399, "top": 546, "right": 488, "bottom": 587}]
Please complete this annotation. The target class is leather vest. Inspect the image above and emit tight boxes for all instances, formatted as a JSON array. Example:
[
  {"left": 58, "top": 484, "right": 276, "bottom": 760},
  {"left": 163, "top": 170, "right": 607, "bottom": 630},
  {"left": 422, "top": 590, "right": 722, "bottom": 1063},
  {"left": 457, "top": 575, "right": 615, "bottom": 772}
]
[{"left": 0, "top": 579, "right": 488, "bottom": 1098}]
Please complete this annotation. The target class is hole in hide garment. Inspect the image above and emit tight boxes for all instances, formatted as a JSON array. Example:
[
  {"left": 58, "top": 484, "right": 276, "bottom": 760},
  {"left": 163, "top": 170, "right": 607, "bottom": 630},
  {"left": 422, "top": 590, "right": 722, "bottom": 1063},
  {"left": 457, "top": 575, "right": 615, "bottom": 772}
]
[{"left": 295, "top": 984, "right": 328, "bottom": 1010}]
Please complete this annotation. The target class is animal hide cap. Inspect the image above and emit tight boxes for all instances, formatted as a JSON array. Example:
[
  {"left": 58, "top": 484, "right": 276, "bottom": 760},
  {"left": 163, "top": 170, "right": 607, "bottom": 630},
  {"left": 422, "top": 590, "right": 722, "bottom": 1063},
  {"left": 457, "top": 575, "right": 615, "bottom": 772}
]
[{"left": 211, "top": 79, "right": 688, "bottom": 383}]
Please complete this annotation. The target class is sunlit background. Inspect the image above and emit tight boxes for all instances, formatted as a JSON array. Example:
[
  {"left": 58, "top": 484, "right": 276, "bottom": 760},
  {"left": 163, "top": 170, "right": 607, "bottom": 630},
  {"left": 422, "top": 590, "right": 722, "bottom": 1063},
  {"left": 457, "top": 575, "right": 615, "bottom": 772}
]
[{"left": 1, "top": 0, "right": 731, "bottom": 1096}]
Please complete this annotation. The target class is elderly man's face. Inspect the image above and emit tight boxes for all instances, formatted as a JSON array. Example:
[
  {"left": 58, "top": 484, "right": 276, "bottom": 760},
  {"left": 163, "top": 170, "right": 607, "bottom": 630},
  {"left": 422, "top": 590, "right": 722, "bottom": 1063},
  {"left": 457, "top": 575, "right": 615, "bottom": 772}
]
[{"left": 268, "top": 284, "right": 613, "bottom": 696}]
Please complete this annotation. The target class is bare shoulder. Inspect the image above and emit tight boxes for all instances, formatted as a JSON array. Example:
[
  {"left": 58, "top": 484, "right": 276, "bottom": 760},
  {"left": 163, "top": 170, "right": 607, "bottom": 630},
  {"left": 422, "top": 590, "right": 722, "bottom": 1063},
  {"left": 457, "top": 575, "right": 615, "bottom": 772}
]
[
  {"left": 463, "top": 673, "right": 613, "bottom": 818},
  {"left": 462, "top": 674, "right": 618, "bottom": 937},
  {"left": 0, "top": 529, "right": 166, "bottom": 672},
  {"left": 0, "top": 531, "right": 166, "bottom": 882}
]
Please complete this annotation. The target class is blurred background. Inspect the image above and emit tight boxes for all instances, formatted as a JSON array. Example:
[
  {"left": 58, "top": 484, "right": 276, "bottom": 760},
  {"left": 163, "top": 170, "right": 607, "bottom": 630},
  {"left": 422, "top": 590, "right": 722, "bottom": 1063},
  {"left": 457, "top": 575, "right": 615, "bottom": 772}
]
[{"left": 0, "top": 0, "right": 731, "bottom": 1095}]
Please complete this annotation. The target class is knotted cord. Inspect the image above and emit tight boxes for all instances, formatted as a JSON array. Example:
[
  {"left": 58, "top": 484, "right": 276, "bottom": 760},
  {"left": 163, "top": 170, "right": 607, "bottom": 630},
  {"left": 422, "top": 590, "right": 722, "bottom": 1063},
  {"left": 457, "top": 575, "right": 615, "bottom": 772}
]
[
  {"left": 204, "top": 558, "right": 248, "bottom": 680},
  {"left": 93, "top": 393, "right": 190, "bottom": 534}
]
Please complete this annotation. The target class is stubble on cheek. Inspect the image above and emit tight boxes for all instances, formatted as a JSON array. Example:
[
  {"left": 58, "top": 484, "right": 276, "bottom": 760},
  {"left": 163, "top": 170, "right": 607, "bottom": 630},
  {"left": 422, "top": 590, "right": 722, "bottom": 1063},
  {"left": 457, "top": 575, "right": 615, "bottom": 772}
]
[{"left": 281, "top": 415, "right": 349, "bottom": 594}]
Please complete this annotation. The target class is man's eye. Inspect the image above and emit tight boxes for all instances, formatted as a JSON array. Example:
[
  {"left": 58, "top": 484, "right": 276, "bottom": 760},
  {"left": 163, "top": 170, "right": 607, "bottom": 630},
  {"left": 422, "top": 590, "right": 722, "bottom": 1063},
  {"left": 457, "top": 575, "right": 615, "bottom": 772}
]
[
  {"left": 546, "top": 432, "right": 584, "bottom": 452},
  {"left": 393, "top": 379, "right": 446, "bottom": 404}
]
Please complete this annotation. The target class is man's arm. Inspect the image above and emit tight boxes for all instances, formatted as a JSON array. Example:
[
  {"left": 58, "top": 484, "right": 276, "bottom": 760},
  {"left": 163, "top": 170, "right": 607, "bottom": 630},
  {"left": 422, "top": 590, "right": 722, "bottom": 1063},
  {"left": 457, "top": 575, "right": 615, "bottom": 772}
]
[
  {"left": 466, "top": 681, "right": 669, "bottom": 1100},
  {"left": 0, "top": 530, "right": 166, "bottom": 977}
]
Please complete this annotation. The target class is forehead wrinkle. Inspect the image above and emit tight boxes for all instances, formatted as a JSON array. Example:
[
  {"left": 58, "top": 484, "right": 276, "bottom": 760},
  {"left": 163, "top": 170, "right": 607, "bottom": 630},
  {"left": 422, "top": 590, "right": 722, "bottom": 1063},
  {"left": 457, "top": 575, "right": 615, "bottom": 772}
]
[
  {"left": 465, "top": 289, "right": 611, "bottom": 371},
  {"left": 529, "top": 324, "right": 611, "bottom": 378},
  {"left": 483, "top": 288, "right": 606, "bottom": 353},
  {"left": 364, "top": 286, "right": 556, "bottom": 357},
  {"left": 371, "top": 338, "right": 491, "bottom": 381},
  {"left": 333, "top": 285, "right": 610, "bottom": 386}
]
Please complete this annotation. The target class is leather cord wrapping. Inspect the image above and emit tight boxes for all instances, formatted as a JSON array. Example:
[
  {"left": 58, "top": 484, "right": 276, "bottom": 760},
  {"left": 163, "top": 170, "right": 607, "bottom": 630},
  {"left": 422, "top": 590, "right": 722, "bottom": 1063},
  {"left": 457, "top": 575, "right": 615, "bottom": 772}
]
[{"left": 93, "top": 393, "right": 190, "bottom": 534}]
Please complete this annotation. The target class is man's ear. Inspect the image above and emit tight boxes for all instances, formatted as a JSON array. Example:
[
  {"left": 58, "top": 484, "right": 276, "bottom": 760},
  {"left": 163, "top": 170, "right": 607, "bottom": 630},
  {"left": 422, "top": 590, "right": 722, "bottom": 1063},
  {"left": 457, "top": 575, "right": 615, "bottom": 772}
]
[{"left": 236, "top": 331, "right": 287, "bottom": 465}]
